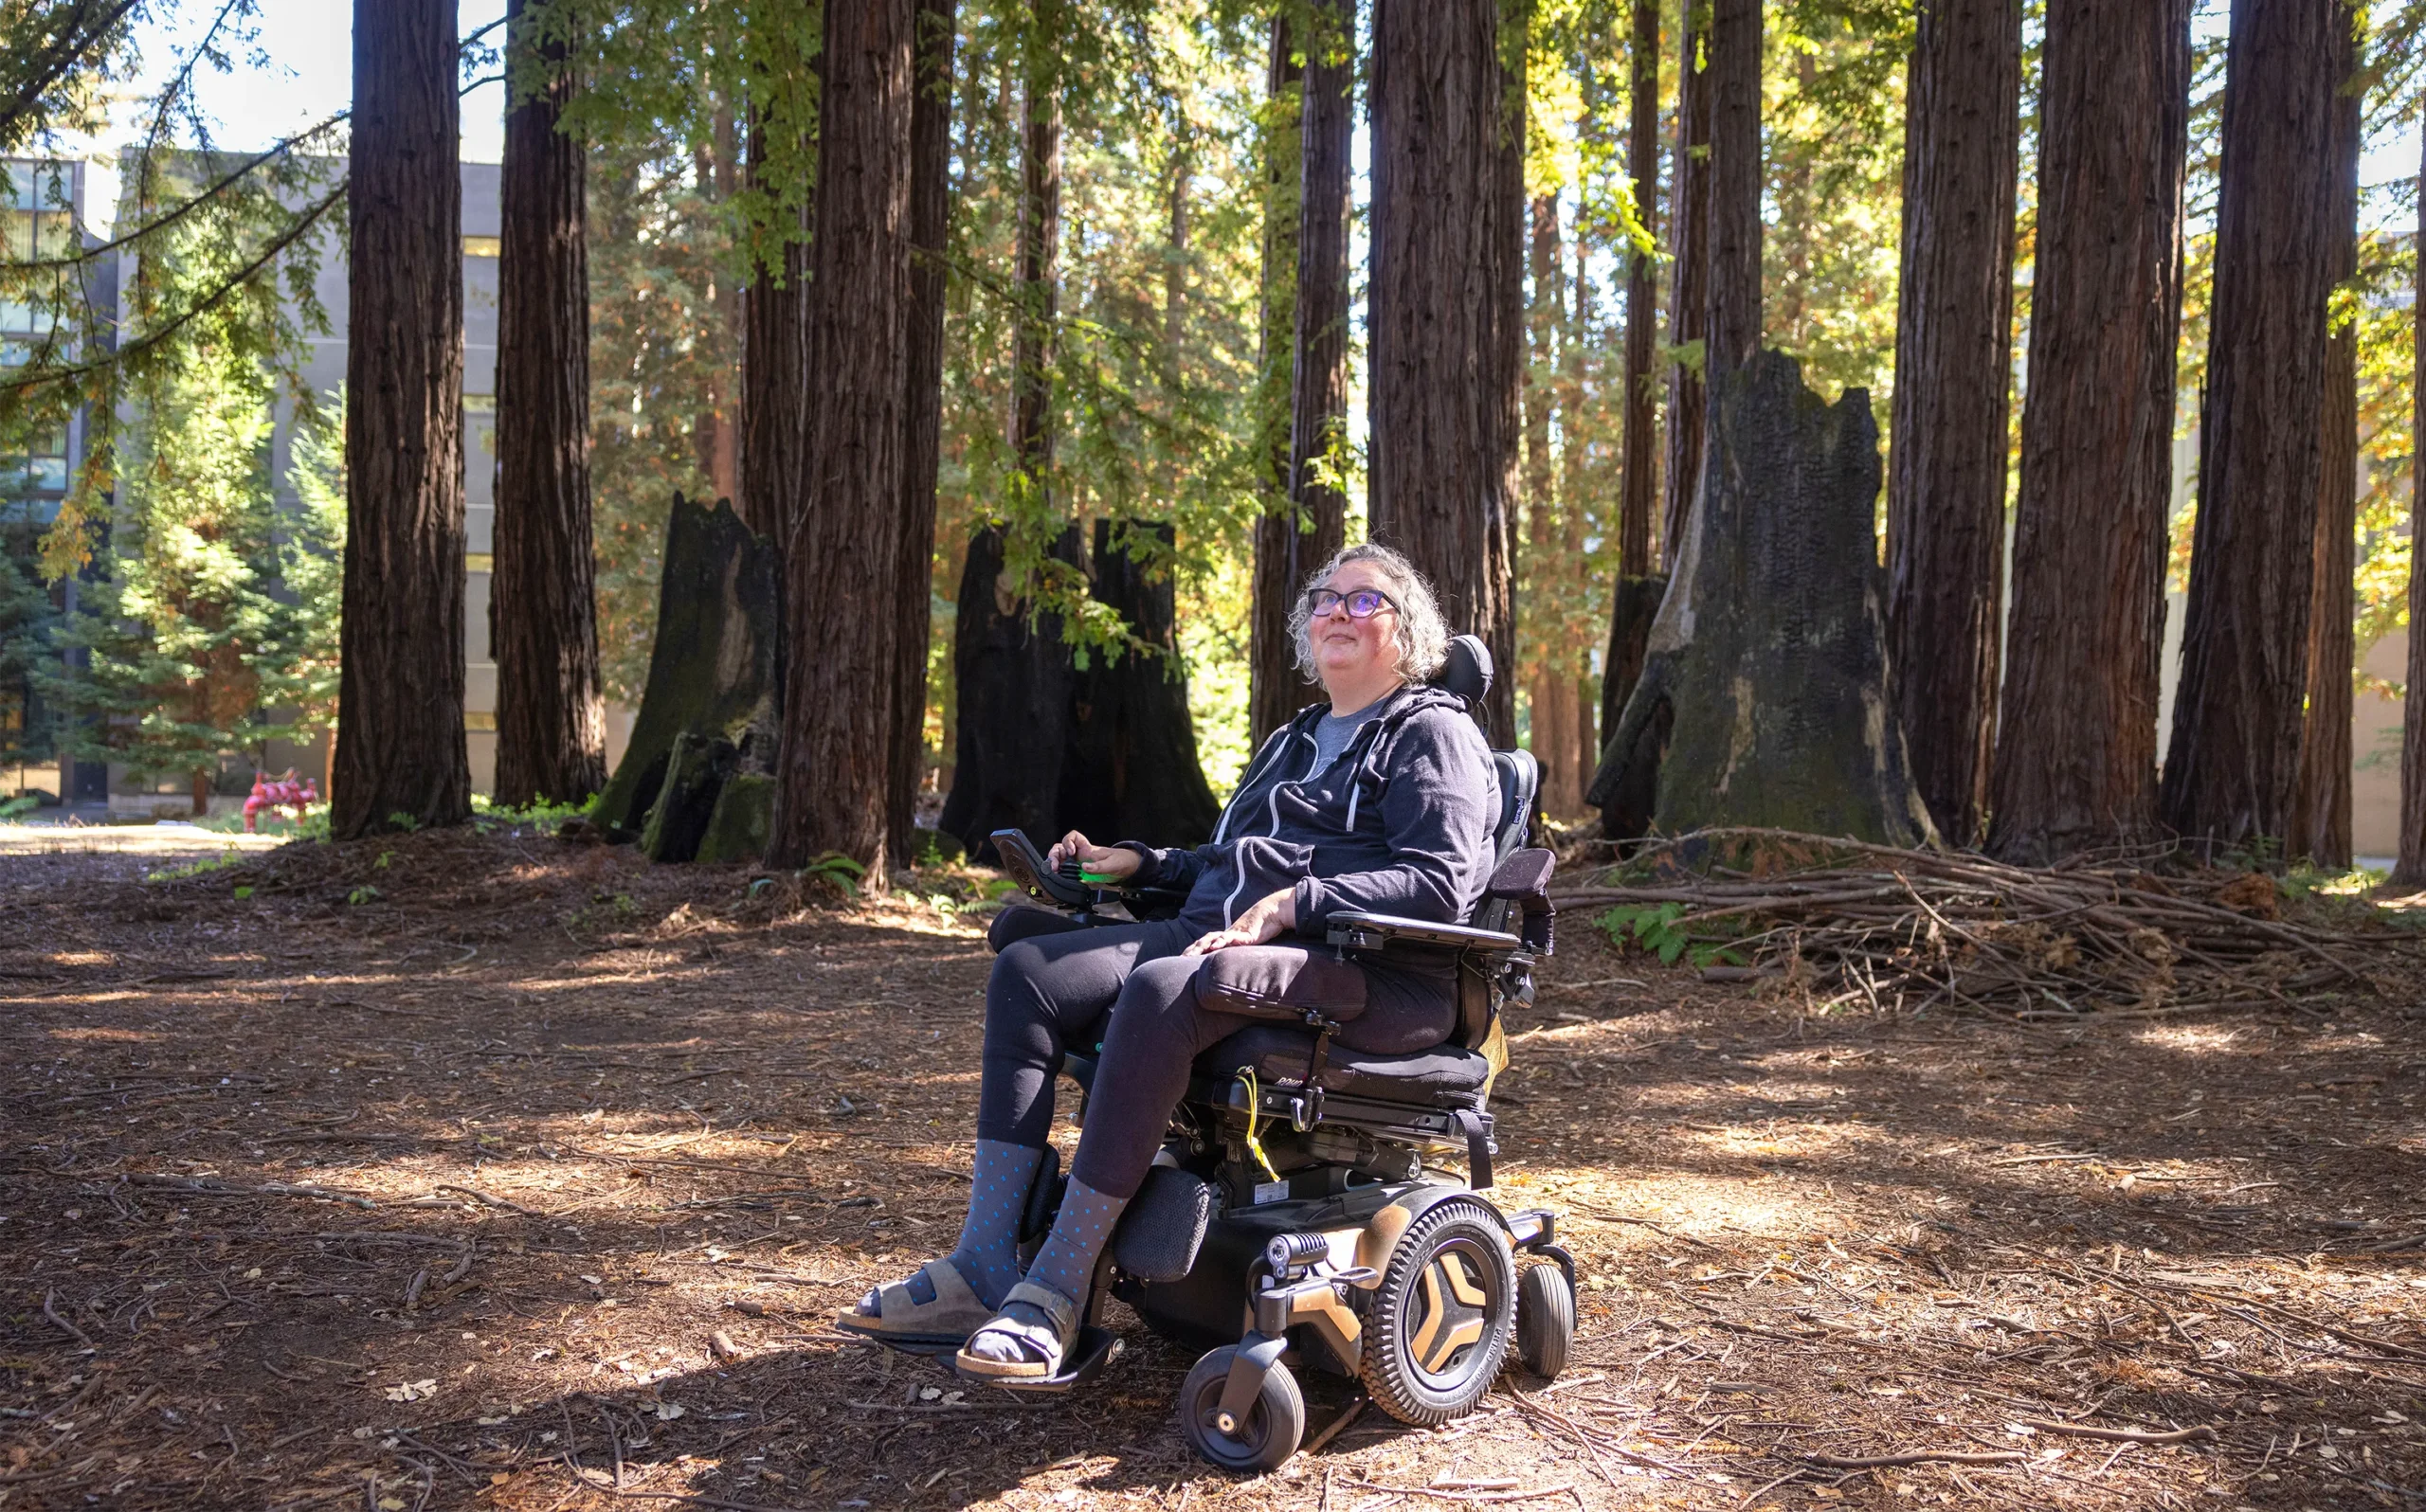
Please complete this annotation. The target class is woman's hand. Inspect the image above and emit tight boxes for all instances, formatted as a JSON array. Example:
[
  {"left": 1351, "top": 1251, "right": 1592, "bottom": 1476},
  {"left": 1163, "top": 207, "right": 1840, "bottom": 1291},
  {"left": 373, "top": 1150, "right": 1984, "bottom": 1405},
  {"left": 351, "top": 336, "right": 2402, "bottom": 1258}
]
[
  {"left": 1184, "top": 889, "right": 1296, "bottom": 956},
  {"left": 1045, "top": 831, "right": 1141, "bottom": 883}
]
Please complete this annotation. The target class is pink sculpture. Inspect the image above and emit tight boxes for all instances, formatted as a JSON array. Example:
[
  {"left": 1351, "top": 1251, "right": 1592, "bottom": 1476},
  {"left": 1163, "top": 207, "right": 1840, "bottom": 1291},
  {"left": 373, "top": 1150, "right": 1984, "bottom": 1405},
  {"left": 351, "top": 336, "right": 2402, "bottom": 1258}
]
[{"left": 244, "top": 769, "right": 320, "bottom": 832}]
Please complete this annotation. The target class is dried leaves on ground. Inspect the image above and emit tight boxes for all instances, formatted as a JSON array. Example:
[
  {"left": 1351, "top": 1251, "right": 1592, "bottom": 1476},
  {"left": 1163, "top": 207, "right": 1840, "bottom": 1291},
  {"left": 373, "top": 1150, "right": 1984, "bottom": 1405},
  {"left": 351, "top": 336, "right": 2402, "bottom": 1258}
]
[{"left": 0, "top": 824, "right": 2418, "bottom": 1511}]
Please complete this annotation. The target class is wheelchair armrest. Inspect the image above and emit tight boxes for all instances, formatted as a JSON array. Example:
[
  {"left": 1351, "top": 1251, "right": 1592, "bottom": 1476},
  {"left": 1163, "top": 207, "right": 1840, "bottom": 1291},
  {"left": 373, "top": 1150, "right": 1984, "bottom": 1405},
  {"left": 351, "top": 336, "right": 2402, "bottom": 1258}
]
[
  {"left": 1483, "top": 847, "right": 1558, "bottom": 956},
  {"left": 990, "top": 828, "right": 1089, "bottom": 909},
  {"left": 1325, "top": 910, "right": 1523, "bottom": 954}
]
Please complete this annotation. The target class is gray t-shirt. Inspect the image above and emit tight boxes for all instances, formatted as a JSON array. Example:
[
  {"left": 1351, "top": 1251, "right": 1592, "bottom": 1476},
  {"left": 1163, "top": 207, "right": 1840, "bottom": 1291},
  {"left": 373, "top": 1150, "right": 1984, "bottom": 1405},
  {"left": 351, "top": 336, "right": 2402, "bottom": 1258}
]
[{"left": 1308, "top": 698, "right": 1388, "bottom": 776}]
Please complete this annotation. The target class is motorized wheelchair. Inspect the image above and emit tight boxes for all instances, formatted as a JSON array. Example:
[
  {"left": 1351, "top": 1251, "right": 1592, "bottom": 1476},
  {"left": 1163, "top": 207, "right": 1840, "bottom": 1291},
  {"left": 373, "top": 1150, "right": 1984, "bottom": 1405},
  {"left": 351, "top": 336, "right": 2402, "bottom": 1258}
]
[{"left": 886, "top": 637, "right": 1579, "bottom": 1471}]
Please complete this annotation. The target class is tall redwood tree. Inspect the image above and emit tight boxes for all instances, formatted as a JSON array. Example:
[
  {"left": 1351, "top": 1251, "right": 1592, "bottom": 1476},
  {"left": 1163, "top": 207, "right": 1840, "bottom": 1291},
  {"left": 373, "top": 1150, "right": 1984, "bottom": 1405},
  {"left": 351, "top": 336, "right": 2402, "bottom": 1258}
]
[
  {"left": 2288, "top": 13, "right": 2362, "bottom": 869},
  {"left": 1884, "top": 0, "right": 2021, "bottom": 848},
  {"left": 2160, "top": 0, "right": 2341, "bottom": 855},
  {"left": 1658, "top": 0, "right": 1709, "bottom": 570},
  {"left": 938, "top": 24, "right": 1079, "bottom": 855},
  {"left": 493, "top": 0, "right": 606, "bottom": 807},
  {"left": 1249, "top": 0, "right": 1352, "bottom": 747},
  {"left": 886, "top": 0, "right": 954, "bottom": 864},
  {"left": 1368, "top": 0, "right": 1521, "bottom": 743},
  {"left": 770, "top": 0, "right": 915, "bottom": 875},
  {"left": 1988, "top": 0, "right": 2190, "bottom": 865},
  {"left": 2398, "top": 126, "right": 2426, "bottom": 889},
  {"left": 738, "top": 7, "right": 817, "bottom": 549},
  {"left": 335, "top": 0, "right": 469, "bottom": 837},
  {"left": 1616, "top": 0, "right": 1658, "bottom": 576},
  {"left": 1703, "top": 0, "right": 1761, "bottom": 387}
]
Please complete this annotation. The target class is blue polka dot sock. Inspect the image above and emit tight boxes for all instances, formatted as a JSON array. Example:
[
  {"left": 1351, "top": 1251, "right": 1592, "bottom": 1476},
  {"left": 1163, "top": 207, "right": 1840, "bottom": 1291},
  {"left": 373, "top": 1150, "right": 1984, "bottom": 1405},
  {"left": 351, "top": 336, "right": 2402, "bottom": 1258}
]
[
  {"left": 860, "top": 1139, "right": 1040, "bottom": 1315},
  {"left": 964, "top": 1178, "right": 1130, "bottom": 1367}
]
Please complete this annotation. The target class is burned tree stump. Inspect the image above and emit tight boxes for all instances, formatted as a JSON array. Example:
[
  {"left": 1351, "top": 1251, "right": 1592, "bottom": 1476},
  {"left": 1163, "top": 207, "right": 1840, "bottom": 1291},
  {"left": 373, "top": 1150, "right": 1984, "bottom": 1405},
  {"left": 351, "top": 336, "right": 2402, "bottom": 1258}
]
[
  {"left": 937, "top": 522, "right": 1088, "bottom": 861},
  {"left": 641, "top": 730, "right": 737, "bottom": 863},
  {"left": 593, "top": 495, "right": 779, "bottom": 838},
  {"left": 1588, "top": 351, "right": 1935, "bottom": 846},
  {"left": 1060, "top": 521, "right": 1222, "bottom": 847}
]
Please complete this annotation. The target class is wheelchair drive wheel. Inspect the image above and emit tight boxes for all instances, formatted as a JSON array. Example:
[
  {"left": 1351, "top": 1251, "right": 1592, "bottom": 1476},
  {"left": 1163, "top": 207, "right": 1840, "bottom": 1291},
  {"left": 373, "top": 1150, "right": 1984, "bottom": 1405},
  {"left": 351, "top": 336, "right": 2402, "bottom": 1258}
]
[
  {"left": 1179, "top": 1344, "right": 1305, "bottom": 1473},
  {"left": 1360, "top": 1197, "right": 1516, "bottom": 1425},
  {"left": 1514, "top": 1260, "right": 1575, "bottom": 1379}
]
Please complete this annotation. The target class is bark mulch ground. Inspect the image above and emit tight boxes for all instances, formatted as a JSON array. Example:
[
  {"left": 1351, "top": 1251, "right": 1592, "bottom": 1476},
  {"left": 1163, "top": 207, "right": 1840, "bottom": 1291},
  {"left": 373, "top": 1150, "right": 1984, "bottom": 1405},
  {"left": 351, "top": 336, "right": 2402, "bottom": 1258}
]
[{"left": 0, "top": 824, "right": 2420, "bottom": 1511}]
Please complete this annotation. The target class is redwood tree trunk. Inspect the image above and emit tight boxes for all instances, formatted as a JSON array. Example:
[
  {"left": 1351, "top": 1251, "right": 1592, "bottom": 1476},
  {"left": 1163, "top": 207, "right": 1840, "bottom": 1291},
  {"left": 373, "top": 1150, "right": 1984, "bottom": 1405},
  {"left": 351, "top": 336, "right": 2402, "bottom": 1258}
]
[
  {"left": 1617, "top": 0, "right": 1658, "bottom": 575},
  {"left": 1658, "top": 1, "right": 1709, "bottom": 572},
  {"left": 1369, "top": 0, "right": 1521, "bottom": 745},
  {"left": 1987, "top": 0, "right": 2190, "bottom": 866},
  {"left": 2159, "top": 0, "right": 2340, "bottom": 856},
  {"left": 335, "top": 0, "right": 469, "bottom": 838},
  {"left": 1251, "top": 2, "right": 1352, "bottom": 747},
  {"left": 769, "top": 0, "right": 914, "bottom": 877},
  {"left": 1703, "top": 0, "right": 1761, "bottom": 387},
  {"left": 739, "top": 108, "right": 809, "bottom": 548},
  {"left": 1524, "top": 191, "right": 1578, "bottom": 815},
  {"left": 2288, "top": 20, "right": 2361, "bottom": 870},
  {"left": 493, "top": 0, "right": 606, "bottom": 808},
  {"left": 2399, "top": 129, "right": 2426, "bottom": 887},
  {"left": 1884, "top": 0, "right": 2020, "bottom": 849},
  {"left": 886, "top": 0, "right": 953, "bottom": 866}
]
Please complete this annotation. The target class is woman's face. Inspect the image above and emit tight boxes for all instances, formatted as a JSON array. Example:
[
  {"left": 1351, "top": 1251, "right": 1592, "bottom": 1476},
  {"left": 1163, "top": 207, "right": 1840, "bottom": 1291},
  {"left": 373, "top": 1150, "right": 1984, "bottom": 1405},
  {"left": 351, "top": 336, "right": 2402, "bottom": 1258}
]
[{"left": 1311, "top": 562, "right": 1403, "bottom": 689}]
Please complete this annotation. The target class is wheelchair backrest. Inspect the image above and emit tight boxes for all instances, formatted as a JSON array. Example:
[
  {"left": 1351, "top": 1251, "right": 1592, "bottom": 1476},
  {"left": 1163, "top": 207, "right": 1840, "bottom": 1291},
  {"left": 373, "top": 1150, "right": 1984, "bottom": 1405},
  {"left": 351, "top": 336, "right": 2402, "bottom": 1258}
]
[{"left": 1429, "top": 635, "right": 1540, "bottom": 872}]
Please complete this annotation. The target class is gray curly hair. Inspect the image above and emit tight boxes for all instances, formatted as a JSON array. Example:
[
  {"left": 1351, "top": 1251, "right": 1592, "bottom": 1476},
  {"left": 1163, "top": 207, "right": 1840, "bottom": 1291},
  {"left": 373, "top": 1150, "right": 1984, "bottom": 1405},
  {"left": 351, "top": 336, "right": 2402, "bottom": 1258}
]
[{"left": 1289, "top": 542, "right": 1452, "bottom": 685}]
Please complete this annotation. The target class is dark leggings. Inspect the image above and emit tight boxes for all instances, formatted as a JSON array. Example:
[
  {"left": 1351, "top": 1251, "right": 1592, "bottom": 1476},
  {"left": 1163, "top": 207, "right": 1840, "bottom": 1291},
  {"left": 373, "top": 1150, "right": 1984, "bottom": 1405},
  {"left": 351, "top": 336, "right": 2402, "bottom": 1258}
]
[{"left": 976, "top": 916, "right": 1457, "bottom": 1200}]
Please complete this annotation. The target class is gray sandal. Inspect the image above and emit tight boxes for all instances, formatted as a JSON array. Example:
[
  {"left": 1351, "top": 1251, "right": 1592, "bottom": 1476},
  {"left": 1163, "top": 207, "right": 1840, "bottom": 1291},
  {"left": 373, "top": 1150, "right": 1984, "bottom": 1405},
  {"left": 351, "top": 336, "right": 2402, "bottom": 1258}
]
[
  {"left": 835, "top": 1258, "right": 996, "bottom": 1346},
  {"left": 953, "top": 1280, "right": 1079, "bottom": 1380}
]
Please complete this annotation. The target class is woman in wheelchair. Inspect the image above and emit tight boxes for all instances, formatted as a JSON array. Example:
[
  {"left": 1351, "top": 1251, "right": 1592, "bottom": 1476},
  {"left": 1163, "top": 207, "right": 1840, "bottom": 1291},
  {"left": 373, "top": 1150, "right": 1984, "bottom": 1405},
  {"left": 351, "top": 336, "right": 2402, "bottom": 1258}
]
[{"left": 840, "top": 543, "right": 1498, "bottom": 1381}]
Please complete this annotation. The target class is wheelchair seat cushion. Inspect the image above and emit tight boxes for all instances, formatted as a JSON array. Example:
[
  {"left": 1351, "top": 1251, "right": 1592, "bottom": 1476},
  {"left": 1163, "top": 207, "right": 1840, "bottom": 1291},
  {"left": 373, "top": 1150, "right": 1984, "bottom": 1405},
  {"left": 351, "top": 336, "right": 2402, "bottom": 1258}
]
[{"left": 1194, "top": 1023, "right": 1494, "bottom": 1111}]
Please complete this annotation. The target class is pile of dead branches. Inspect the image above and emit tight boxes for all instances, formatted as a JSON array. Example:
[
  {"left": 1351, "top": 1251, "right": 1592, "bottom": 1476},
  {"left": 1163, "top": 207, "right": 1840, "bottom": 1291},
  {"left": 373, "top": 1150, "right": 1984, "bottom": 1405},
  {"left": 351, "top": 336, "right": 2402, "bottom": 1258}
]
[{"left": 1552, "top": 827, "right": 2423, "bottom": 1017}]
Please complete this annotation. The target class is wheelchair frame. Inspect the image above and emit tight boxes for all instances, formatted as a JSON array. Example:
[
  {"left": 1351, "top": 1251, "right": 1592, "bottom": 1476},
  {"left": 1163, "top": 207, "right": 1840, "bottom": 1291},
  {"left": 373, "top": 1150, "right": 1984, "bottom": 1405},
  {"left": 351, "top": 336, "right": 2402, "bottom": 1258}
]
[{"left": 934, "top": 760, "right": 1579, "bottom": 1470}]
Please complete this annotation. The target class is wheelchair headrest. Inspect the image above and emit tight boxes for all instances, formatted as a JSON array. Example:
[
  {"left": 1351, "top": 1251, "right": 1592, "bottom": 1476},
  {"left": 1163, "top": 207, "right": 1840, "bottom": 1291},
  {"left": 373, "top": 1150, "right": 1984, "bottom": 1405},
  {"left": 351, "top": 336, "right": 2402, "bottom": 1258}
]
[{"left": 1437, "top": 635, "right": 1493, "bottom": 706}]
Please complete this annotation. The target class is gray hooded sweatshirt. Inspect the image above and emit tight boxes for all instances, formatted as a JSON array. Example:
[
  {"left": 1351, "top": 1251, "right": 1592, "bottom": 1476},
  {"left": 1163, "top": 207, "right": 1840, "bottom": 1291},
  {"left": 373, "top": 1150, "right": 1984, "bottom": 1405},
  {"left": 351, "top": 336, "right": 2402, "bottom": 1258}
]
[{"left": 1121, "top": 682, "right": 1498, "bottom": 939}]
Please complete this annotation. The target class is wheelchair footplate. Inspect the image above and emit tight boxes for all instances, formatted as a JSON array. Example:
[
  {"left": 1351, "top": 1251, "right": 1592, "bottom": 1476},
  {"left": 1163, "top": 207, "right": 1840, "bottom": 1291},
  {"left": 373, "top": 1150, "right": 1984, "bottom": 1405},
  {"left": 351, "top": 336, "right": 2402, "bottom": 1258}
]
[{"left": 954, "top": 1324, "right": 1123, "bottom": 1394}]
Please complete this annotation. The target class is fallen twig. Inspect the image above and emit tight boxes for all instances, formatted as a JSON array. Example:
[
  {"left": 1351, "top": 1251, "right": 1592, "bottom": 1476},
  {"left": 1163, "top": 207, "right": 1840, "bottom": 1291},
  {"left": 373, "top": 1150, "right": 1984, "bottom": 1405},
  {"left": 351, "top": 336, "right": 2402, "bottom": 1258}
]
[
  {"left": 41, "top": 1289, "right": 95, "bottom": 1353},
  {"left": 1803, "top": 1449, "right": 2024, "bottom": 1469},
  {"left": 2018, "top": 1418, "right": 2216, "bottom": 1446},
  {"left": 1336, "top": 1480, "right": 1576, "bottom": 1504}
]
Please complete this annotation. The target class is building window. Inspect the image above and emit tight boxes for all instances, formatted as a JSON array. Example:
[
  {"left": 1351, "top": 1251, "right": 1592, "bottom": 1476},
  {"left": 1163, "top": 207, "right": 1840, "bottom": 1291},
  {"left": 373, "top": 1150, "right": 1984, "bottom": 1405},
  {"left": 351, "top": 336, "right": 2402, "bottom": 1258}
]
[{"left": 4, "top": 162, "right": 73, "bottom": 261}]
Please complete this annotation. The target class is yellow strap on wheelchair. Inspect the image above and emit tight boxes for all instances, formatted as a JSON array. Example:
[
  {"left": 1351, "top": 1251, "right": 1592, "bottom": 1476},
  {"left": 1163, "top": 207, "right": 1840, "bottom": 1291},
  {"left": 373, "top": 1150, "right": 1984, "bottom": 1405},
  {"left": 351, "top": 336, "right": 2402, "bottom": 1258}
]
[{"left": 1235, "top": 1068, "right": 1281, "bottom": 1185}]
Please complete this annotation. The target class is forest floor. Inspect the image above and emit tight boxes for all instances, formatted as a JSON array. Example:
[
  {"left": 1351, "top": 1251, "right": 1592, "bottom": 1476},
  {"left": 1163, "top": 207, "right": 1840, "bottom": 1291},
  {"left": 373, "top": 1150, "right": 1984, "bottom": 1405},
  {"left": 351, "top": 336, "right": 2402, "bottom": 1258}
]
[{"left": 0, "top": 824, "right": 2420, "bottom": 1512}]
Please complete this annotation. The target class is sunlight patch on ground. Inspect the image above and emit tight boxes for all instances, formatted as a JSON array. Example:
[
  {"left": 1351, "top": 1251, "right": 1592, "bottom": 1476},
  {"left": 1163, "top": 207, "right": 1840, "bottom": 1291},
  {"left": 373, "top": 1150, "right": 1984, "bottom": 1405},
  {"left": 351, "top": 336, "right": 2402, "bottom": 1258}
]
[
  {"left": 0, "top": 825, "right": 289, "bottom": 855},
  {"left": 46, "top": 1025, "right": 161, "bottom": 1042},
  {"left": 2129, "top": 1022, "right": 2249, "bottom": 1054}
]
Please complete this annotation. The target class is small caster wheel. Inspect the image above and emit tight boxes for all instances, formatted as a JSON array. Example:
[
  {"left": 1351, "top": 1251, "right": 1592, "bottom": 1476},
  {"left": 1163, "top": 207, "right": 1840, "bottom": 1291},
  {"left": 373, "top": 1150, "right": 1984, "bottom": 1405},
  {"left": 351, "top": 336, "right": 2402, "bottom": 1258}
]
[
  {"left": 1178, "top": 1345, "right": 1305, "bottom": 1472},
  {"left": 1515, "top": 1263, "right": 1575, "bottom": 1379}
]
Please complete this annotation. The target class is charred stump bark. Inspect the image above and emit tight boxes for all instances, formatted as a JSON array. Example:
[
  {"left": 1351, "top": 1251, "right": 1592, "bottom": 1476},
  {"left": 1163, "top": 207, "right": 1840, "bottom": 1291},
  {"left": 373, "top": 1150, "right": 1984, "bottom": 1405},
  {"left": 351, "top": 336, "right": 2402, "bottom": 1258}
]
[
  {"left": 1062, "top": 522, "right": 1221, "bottom": 846},
  {"left": 937, "top": 523, "right": 1085, "bottom": 859},
  {"left": 493, "top": 0, "right": 606, "bottom": 808},
  {"left": 885, "top": 0, "right": 954, "bottom": 866},
  {"left": 335, "top": 0, "right": 470, "bottom": 838},
  {"left": 1589, "top": 352, "right": 1933, "bottom": 846},
  {"left": 1885, "top": 0, "right": 2019, "bottom": 849},
  {"left": 2159, "top": 0, "right": 2341, "bottom": 856},
  {"left": 592, "top": 495, "right": 779, "bottom": 837},
  {"left": 1987, "top": 0, "right": 2189, "bottom": 865}
]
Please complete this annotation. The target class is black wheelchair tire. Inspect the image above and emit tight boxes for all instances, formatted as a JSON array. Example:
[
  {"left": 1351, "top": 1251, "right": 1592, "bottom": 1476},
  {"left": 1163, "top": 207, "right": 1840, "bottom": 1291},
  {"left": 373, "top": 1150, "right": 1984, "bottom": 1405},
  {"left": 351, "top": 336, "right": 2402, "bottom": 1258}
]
[
  {"left": 1514, "top": 1262, "right": 1575, "bottom": 1379},
  {"left": 1178, "top": 1346, "right": 1305, "bottom": 1473},
  {"left": 1357, "top": 1197, "right": 1516, "bottom": 1426}
]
